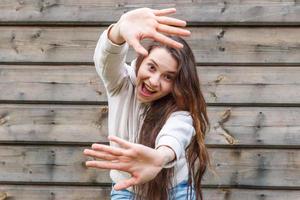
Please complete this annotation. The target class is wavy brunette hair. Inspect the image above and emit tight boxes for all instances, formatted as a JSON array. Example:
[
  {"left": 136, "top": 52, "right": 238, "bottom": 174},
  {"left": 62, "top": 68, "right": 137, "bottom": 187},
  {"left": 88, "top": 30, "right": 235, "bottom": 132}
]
[{"left": 133, "top": 36, "right": 210, "bottom": 200}]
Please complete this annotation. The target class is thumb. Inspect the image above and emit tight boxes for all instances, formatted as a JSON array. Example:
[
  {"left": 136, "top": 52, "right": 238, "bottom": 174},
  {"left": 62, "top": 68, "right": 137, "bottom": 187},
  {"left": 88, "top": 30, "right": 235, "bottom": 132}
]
[
  {"left": 113, "top": 178, "right": 137, "bottom": 190},
  {"left": 128, "top": 39, "right": 148, "bottom": 56}
]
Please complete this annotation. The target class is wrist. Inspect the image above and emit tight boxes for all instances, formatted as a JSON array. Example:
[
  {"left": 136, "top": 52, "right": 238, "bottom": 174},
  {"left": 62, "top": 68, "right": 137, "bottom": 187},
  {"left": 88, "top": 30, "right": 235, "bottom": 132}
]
[
  {"left": 156, "top": 146, "right": 176, "bottom": 167},
  {"left": 107, "top": 22, "right": 126, "bottom": 45}
]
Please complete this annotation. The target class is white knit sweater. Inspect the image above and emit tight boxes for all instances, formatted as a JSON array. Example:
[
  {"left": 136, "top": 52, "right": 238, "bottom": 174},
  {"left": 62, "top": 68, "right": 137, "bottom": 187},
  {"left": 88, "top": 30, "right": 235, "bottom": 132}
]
[{"left": 93, "top": 27, "right": 195, "bottom": 189}]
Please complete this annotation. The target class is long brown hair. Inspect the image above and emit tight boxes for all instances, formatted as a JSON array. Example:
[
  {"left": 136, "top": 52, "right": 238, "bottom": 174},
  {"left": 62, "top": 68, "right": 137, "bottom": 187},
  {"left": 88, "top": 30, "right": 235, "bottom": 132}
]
[{"left": 133, "top": 36, "right": 210, "bottom": 200}]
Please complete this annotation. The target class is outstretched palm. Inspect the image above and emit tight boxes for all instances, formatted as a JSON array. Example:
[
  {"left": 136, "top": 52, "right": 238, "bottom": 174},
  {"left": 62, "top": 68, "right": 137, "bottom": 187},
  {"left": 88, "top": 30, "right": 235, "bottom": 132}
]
[
  {"left": 84, "top": 135, "right": 165, "bottom": 190},
  {"left": 116, "top": 7, "right": 190, "bottom": 55}
]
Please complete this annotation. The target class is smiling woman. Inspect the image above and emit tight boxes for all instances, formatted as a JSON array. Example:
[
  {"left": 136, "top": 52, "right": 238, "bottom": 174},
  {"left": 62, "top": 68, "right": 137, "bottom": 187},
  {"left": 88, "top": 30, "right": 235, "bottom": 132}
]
[
  {"left": 136, "top": 47, "right": 178, "bottom": 103},
  {"left": 83, "top": 7, "right": 210, "bottom": 200}
]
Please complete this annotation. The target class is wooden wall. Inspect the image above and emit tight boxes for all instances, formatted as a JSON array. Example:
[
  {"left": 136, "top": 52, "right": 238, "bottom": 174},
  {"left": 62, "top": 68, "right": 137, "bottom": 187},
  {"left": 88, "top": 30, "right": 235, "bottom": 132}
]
[{"left": 0, "top": 0, "right": 300, "bottom": 199}]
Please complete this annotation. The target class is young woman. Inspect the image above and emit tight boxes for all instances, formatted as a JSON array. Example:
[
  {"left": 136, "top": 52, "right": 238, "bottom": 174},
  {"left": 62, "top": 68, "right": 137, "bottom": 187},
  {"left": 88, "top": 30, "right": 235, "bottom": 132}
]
[{"left": 83, "top": 7, "right": 210, "bottom": 200}]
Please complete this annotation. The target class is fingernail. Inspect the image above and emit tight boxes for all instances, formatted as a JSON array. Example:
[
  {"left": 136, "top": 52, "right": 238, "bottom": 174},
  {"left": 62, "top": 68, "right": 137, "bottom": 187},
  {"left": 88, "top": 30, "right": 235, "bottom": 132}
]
[
  {"left": 142, "top": 50, "right": 148, "bottom": 56},
  {"left": 91, "top": 143, "right": 99, "bottom": 149}
]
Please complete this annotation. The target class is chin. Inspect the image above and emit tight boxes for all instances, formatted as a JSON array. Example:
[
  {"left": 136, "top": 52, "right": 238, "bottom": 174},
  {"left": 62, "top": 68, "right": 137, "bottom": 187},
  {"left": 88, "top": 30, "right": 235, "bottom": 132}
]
[{"left": 137, "top": 95, "right": 153, "bottom": 103}]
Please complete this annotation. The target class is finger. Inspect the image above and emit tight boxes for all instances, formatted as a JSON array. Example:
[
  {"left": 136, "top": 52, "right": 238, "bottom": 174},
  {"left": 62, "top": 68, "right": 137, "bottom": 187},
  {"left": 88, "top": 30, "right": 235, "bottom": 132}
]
[
  {"left": 156, "top": 16, "right": 187, "bottom": 27},
  {"left": 83, "top": 149, "right": 118, "bottom": 161},
  {"left": 85, "top": 160, "right": 128, "bottom": 171},
  {"left": 152, "top": 32, "right": 184, "bottom": 49},
  {"left": 91, "top": 143, "right": 123, "bottom": 156},
  {"left": 114, "top": 178, "right": 137, "bottom": 190},
  {"left": 128, "top": 38, "right": 148, "bottom": 56},
  {"left": 157, "top": 24, "right": 191, "bottom": 37},
  {"left": 152, "top": 8, "right": 176, "bottom": 16},
  {"left": 108, "top": 135, "right": 132, "bottom": 149}
]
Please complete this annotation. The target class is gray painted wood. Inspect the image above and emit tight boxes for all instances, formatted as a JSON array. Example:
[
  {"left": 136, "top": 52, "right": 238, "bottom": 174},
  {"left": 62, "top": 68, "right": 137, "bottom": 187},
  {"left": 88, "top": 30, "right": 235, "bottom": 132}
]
[
  {"left": 0, "top": 146, "right": 299, "bottom": 188},
  {"left": 0, "top": 185, "right": 300, "bottom": 200},
  {"left": 1, "top": 65, "right": 300, "bottom": 104},
  {"left": 1, "top": 27, "right": 300, "bottom": 64},
  {"left": 0, "top": 1, "right": 300, "bottom": 25},
  {"left": 0, "top": 104, "right": 300, "bottom": 146}
]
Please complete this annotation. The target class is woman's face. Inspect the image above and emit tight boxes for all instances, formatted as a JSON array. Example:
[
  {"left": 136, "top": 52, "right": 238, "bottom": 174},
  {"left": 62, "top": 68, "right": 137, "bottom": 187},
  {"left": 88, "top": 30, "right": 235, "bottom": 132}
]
[{"left": 136, "top": 47, "right": 178, "bottom": 103}]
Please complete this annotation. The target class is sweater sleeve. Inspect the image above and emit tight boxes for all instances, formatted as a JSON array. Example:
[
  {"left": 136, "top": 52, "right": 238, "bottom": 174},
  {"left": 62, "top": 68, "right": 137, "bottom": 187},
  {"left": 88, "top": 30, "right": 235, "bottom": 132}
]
[
  {"left": 93, "top": 24, "right": 131, "bottom": 95},
  {"left": 155, "top": 111, "right": 195, "bottom": 168}
]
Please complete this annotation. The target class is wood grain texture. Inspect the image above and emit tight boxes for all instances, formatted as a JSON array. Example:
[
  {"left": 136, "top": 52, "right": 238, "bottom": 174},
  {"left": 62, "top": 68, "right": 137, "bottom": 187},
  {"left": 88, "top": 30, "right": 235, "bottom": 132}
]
[
  {"left": 0, "top": 0, "right": 300, "bottom": 25},
  {"left": 1, "top": 104, "right": 300, "bottom": 146},
  {"left": 0, "top": 146, "right": 299, "bottom": 188},
  {"left": 0, "top": 145, "right": 111, "bottom": 184},
  {"left": 0, "top": 65, "right": 106, "bottom": 102},
  {"left": 0, "top": 104, "right": 108, "bottom": 144},
  {"left": 1, "top": 0, "right": 299, "bottom": 197},
  {"left": 1, "top": 185, "right": 300, "bottom": 200},
  {"left": 1, "top": 27, "right": 300, "bottom": 64},
  {"left": 0, "top": 185, "right": 111, "bottom": 200},
  {"left": 1, "top": 65, "right": 300, "bottom": 104}
]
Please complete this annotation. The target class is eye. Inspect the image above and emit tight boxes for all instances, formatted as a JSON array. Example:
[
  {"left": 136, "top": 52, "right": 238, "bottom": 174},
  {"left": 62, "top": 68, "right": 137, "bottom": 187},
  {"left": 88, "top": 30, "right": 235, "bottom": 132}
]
[
  {"left": 148, "top": 63, "right": 156, "bottom": 72},
  {"left": 163, "top": 74, "right": 174, "bottom": 82}
]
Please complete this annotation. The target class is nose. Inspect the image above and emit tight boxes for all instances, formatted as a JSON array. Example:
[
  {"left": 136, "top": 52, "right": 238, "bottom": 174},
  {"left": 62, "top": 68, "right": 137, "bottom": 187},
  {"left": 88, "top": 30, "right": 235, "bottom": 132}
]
[{"left": 149, "top": 74, "right": 160, "bottom": 88}]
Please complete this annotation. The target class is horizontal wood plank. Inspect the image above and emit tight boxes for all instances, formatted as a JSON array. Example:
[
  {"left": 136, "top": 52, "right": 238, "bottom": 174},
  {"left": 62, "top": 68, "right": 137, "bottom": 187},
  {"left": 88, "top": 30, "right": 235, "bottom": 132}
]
[
  {"left": 1, "top": 65, "right": 300, "bottom": 104},
  {"left": 1, "top": 185, "right": 300, "bottom": 200},
  {"left": 0, "top": 145, "right": 111, "bottom": 184},
  {"left": 0, "top": 104, "right": 109, "bottom": 144},
  {"left": 0, "top": 185, "right": 111, "bottom": 200},
  {"left": 1, "top": 27, "right": 300, "bottom": 64},
  {"left": 1, "top": 104, "right": 300, "bottom": 146},
  {"left": 0, "top": 146, "right": 299, "bottom": 188},
  {"left": 0, "top": 1, "right": 300, "bottom": 25},
  {"left": 0, "top": 65, "right": 107, "bottom": 102}
]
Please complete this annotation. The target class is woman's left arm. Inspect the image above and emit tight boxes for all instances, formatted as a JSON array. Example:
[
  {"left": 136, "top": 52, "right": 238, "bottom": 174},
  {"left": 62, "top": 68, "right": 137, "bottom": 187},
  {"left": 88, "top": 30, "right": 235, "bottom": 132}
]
[{"left": 83, "top": 135, "right": 175, "bottom": 190}]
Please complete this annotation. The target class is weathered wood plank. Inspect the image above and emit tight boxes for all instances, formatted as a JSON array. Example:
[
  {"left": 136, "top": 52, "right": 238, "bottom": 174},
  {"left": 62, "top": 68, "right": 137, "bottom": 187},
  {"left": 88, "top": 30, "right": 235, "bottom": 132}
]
[
  {"left": 0, "top": 145, "right": 110, "bottom": 184},
  {"left": 0, "top": 65, "right": 106, "bottom": 102},
  {"left": 0, "top": 146, "right": 299, "bottom": 188},
  {"left": 1, "top": 27, "right": 300, "bottom": 64},
  {"left": 1, "top": 104, "right": 300, "bottom": 146},
  {"left": 1, "top": 65, "right": 300, "bottom": 104},
  {"left": 206, "top": 148, "right": 300, "bottom": 188},
  {"left": 0, "top": 104, "right": 109, "bottom": 144},
  {"left": 206, "top": 107, "right": 300, "bottom": 147},
  {"left": 0, "top": 185, "right": 111, "bottom": 200},
  {"left": 1, "top": 185, "right": 300, "bottom": 200},
  {"left": 1, "top": 0, "right": 300, "bottom": 25},
  {"left": 199, "top": 66, "right": 300, "bottom": 104}
]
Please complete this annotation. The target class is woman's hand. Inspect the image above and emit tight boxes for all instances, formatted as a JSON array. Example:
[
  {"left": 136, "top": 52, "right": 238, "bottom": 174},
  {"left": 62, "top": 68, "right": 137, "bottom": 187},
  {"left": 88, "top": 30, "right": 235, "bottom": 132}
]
[
  {"left": 109, "top": 7, "right": 191, "bottom": 56},
  {"left": 83, "top": 135, "right": 166, "bottom": 190}
]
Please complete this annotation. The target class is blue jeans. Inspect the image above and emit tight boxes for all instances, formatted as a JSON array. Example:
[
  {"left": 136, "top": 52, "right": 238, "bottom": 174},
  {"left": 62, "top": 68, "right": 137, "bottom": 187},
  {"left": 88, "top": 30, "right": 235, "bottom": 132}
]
[{"left": 110, "top": 181, "right": 196, "bottom": 200}]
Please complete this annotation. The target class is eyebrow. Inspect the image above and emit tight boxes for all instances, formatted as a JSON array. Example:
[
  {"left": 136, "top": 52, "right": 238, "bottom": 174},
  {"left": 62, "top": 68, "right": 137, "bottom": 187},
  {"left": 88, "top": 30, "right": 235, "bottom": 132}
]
[{"left": 149, "top": 59, "right": 177, "bottom": 74}]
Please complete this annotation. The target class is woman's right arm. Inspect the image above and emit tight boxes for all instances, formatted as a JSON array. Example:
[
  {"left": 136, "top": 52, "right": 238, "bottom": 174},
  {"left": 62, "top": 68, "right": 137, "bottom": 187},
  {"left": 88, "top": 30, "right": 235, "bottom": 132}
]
[
  {"left": 93, "top": 24, "right": 130, "bottom": 94},
  {"left": 94, "top": 8, "right": 190, "bottom": 93}
]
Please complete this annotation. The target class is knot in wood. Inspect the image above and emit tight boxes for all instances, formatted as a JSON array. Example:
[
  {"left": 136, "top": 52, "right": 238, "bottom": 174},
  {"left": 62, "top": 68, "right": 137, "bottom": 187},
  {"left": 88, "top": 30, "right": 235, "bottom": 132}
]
[{"left": 0, "top": 192, "right": 7, "bottom": 200}]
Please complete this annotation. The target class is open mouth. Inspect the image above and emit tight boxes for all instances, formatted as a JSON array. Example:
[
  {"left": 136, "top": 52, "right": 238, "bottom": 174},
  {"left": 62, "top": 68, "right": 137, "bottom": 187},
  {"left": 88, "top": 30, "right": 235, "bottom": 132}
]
[{"left": 141, "top": 82, "right": 156, "bottom": 97}]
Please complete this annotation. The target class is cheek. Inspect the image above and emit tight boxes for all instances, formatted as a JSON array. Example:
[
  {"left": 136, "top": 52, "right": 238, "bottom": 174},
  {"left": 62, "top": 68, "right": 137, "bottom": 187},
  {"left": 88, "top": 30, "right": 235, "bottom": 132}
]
[
  {"left": 137, "top": 67, "right": 148, "bottom": 80},
  {"left": 136, "top": 71, "right": 144, "bottom": 85},
  {"left": 161, "top": 82, "right": 174, "bottom": 94}
]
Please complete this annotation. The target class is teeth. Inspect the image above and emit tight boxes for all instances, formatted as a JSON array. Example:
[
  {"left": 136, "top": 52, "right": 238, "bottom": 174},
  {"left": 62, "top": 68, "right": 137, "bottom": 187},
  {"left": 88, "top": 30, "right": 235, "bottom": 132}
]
[{"left": 144, "top": 84, "right": 155, "bottom": 92}]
